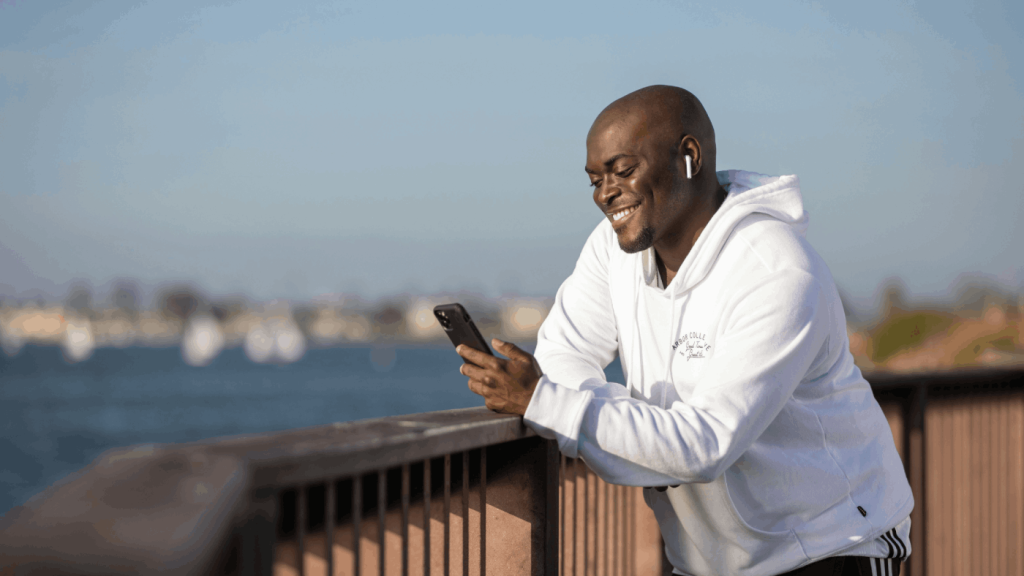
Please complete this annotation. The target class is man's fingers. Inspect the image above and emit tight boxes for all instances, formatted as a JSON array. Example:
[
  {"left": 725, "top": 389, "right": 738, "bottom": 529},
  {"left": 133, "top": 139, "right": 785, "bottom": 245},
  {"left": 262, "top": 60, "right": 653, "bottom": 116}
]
[
  {"left": 493, "top": 339, "right": 543, "bottom": 374},
  {"left": 457, "top": 344, "right": 501, "bottom": 370},
  {"left": 460, "top": 363, "right": 495, "bottom": 385},
  {"left": 467, "top": 378, "right": 486, "bottom": 397},
  {"left": 492, "top": 339, "right": 530, "bottom": 362}
]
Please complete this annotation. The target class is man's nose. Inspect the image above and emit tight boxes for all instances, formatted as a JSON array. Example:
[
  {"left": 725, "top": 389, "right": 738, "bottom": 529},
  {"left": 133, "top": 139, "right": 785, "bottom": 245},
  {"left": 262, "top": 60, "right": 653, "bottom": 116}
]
[{"left": 596, "top": 182, "right": 622, "bottom": 207}]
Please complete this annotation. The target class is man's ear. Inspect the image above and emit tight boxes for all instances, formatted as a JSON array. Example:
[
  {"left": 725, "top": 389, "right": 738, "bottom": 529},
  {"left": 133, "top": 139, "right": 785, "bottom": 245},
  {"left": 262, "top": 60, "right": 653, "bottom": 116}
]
[{"left": 679, "top": 135, "right": 702, "bottom": 177}]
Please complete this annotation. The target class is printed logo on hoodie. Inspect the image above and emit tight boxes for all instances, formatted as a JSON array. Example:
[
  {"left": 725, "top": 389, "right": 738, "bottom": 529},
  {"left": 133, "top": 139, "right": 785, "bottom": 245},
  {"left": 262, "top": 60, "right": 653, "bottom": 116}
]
[{"left": 672, "top": 332, "right": 712, "bottom": 361}]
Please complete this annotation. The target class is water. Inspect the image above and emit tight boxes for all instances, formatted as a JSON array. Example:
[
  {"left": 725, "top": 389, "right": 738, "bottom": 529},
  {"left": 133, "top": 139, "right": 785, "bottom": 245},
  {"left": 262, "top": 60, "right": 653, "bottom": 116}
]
[{"left": 0, "top": 344, "right": 624, "bottom": 515}]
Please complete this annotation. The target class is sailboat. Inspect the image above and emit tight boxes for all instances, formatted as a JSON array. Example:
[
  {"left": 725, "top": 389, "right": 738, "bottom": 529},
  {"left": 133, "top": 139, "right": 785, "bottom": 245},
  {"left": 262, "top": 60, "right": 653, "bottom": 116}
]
[
  {"left": 181, "top": 314, "right": 225, "bottom": 367},
  {"left": 244, "top": 317, "right": 306, "bottom": 365},
  {"left": 61, "top": 318, "right": 95, "bottom": 363}
]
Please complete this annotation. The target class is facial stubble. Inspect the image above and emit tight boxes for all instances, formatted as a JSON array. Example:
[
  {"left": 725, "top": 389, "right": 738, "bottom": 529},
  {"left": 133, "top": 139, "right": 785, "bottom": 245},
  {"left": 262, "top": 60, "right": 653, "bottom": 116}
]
[{"left": 617, "top": 225, "right": 655, "bottom": 254}]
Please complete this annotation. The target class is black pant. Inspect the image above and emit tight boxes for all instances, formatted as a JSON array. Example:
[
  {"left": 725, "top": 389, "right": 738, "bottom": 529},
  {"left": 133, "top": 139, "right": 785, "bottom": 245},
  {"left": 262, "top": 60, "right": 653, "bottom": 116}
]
[{"left": 778, "top": 555, "right": 901, "bottom": 576}]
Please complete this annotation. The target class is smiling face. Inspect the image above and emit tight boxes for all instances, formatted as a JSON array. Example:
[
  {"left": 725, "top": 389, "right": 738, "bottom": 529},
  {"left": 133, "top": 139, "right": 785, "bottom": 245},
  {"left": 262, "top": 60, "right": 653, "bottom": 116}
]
[{"left": 586, "top": 109, "right": 692, "bottom": 254}]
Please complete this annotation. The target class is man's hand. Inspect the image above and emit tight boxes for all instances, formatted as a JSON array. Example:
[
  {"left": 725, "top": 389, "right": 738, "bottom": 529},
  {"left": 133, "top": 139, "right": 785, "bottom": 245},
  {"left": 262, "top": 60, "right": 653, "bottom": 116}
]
[{"left": 457, "top": 339, "right": 542, "bottom": 415}]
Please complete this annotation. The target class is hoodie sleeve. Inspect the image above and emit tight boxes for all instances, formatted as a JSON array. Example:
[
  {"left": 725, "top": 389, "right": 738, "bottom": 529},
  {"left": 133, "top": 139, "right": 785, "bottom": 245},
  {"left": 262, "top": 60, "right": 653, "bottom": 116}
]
[
  {"left": 524, "top": 222, "right": 622, "bottom": 451},
  {"left": 527, "top": 268, "right": 832, "bottom": 487},
  {"left": 532, "top": 221, "right": 620, "bottom": 388}
]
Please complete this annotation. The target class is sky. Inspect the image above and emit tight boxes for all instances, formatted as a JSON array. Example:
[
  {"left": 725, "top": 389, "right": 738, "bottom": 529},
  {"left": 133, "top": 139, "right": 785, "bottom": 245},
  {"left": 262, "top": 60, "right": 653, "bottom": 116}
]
[{"left": 1, "top": 0, "right": 1022, "bottom": 309}]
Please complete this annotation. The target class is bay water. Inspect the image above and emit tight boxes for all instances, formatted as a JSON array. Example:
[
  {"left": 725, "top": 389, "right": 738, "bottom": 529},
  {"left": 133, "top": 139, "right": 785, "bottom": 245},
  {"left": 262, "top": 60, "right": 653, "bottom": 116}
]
[{"left": 0, "top": 344, "right": 624, "bottom": 515}]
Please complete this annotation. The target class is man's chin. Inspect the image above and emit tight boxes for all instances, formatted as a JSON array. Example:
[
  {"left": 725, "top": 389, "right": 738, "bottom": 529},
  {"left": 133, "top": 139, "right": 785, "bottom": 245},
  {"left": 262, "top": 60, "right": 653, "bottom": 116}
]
[{"left": 616, "top": 225, "right": 655, "bottom": 254}]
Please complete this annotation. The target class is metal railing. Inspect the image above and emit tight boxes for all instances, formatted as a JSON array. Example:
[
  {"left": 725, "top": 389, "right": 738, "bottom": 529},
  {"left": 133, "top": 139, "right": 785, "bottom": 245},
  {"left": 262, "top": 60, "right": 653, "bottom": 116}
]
[
  {"left": 3, "top": 367, "right": 1022, "bottom": 576},
  {"left": 201, "top": 364, "right": 1024, "bottom": 569},
  {"left": 250, "top": 416, "right": 655, "bottom": 576},
  {"left": 212, "top": 407, "right": 561, "bottom": 576},
  {"left": 868, "top": 367, "right": 1024, "bottom": 576},
  {"left": 558, "top": 457, "right": 659, "bottom": 576}
]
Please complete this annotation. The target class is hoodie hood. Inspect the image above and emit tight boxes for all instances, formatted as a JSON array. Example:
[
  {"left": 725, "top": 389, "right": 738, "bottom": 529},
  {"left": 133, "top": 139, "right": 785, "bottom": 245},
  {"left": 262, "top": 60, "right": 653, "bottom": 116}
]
[{"left": 649, "top": 170, "right": 808, "bottom": 296}]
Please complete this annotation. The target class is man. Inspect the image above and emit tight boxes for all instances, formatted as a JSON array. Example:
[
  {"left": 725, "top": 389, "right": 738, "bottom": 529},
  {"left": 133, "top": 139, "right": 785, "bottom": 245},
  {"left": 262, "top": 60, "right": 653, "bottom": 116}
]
[{"left": 457, "top": 86, "right": 912, "bottom": 576}]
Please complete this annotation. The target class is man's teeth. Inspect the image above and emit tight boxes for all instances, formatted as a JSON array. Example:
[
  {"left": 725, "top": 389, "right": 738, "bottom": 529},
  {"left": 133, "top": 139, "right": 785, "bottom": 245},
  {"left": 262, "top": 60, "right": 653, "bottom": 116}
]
[{"left": 612, "top": 206, "right": 638, "bottom": 221}]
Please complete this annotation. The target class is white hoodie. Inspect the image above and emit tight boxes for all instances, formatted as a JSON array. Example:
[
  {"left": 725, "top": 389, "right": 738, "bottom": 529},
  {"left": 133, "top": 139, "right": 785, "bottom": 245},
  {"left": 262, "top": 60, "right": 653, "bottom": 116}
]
[{"left": 523, "top": 171, "right": 914, "bottom": 576}]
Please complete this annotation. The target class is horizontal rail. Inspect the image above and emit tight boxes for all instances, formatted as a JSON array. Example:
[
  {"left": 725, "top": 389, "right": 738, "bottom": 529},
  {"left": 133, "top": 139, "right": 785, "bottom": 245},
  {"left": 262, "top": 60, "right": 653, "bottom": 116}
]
[
  {"left": 864, "top": 366, "right": 1024, "bottom": 392},
  {"left": 195, "top": 407, "right": 534, "bottom": 489},
  {"left": 180, "top": 368, "right": 1023, "bottom": 487}
]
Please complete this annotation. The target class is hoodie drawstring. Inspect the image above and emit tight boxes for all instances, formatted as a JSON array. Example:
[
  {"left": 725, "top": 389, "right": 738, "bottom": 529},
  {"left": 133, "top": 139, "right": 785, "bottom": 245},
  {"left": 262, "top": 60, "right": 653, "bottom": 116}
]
[
  {"left": 630, "top": 257, "right": 643, "bottom": 397},
  {"left": 660, "top": 286, "right": 681, "bottom": 409}
]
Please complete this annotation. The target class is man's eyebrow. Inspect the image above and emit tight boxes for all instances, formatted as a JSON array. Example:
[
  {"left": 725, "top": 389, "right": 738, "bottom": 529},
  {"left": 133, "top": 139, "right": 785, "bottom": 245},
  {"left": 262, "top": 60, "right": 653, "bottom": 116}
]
[
  {"left": 585, "top": 154, "right": 636, "bottom": 174},
  {"left": 603, "top": 154, "right": 633, "bottom": 166},
  {"left": 585, "top": 153, "right": 630, "bottom": 174}
]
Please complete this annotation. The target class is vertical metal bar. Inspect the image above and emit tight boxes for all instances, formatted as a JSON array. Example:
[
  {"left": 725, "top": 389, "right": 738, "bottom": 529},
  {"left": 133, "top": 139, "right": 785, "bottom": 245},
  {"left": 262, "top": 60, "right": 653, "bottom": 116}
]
[
  {"left": 353, "top": 476, "right": 362, "bottom": 576},
  {"left": 560, "top": 455, "right": 566, "bottom": 576},
  {"left": 906, "top": 384, "right": 927, "bottom": 576},
  {"left": 572, "top": 458, "right": 578, "bottom": 576},
  {"left": 996, "top": 398, "right": 1009, "bottom": 576},
  {"left": 544, "top": 440, "right": 561, "bottom": 576},
  {"left": 624, "top": 487, "right": 631, "bottom": 576},
  {"left": 622, "top": 483, "right": 630, "bottom": 573},
  {"left": 298, "top": 486, "right": 307, "bottom": 576},
  {"left": 619, "top": 487, "right": 625, "bottom": 576},
  {"left": 379, "top": 470, "right": 387, "bottom": 576},
  {"left": 424, "top": 458, "right": 432, "bottom": 576},
  {"left": 967, "top": 398, "right": 977, "bottom": 576},
  {"left": 583, "top": 467, "right": 589, "bottom": 576},
  {"left": 610, "top": 485, "right": 618, "bottom": 576},
  {"left": 614, "top": 485, "right": 622, "bottom": 576},
  {"left": 980, "top": 398, "right": 987, "bottom": 575},
  {"left": 244, "top": 488, "right": 277, "bottom": 576},
  {"left": 462, "top": 450, "right": 469, "bottom": 576},
  {"left": 444, "top": 454, "right": 451, "bottom": 576},
  {"left": 987, "top": 399, "right": 996, "bottom": 576},
  {"left": 620, "top": 486, "right": 627, "bottom": 576},
  {"left": 326, "top": 480, "right": 336, "bottom": 576},
  {"left": 603, "top": 481, "right": 609, "bottom": 576},
  {"left": 402, "top": 464, "right": 411, "bottom": 576},
  {"left": 611, "top": 485, "right": 618, "bottom": 576},
  {"left": 480, "top": 448, "right": 487, "bottom": 576}
]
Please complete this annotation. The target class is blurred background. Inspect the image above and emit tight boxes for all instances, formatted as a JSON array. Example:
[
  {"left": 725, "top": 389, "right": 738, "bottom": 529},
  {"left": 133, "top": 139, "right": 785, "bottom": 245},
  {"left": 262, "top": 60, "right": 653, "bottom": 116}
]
[{"left": 1, "top": 0, "right": 1021, "bottom": 515}]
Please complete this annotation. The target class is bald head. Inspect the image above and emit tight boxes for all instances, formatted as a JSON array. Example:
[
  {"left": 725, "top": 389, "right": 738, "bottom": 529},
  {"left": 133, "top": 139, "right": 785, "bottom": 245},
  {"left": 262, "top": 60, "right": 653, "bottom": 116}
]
[
  {"left": 586, "top": 85, "right": 726, "bottom": 267},
  {"left": 589, "top": 85, "right": 717, "bottom": 177}
]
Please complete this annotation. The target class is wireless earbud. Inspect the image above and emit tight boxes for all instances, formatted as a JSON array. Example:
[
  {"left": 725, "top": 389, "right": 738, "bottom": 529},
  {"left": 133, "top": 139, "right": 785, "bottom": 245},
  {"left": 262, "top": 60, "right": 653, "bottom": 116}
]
[{"left": 685, "top": 155, "right": 692, "bottom": 179}]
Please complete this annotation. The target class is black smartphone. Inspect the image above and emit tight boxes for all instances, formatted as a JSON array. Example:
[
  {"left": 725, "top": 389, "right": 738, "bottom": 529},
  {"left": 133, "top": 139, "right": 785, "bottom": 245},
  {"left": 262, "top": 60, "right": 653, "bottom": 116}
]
[{"left": 433, "top": 303, "right": 493, "bottom": 356}]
